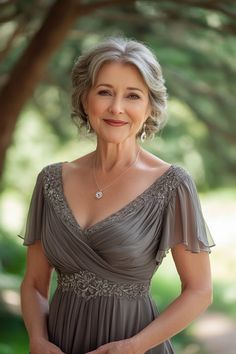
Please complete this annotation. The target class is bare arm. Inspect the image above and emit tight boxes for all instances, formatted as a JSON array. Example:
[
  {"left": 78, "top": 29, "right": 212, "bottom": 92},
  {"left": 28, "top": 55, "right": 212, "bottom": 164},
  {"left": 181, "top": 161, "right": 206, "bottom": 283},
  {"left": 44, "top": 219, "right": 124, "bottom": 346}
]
[
  {"left": 20, "top": 240, "right": 64, "bottom": 353},
  {"left": 130, "top": 244, "right": 213, "bottom": 353}
]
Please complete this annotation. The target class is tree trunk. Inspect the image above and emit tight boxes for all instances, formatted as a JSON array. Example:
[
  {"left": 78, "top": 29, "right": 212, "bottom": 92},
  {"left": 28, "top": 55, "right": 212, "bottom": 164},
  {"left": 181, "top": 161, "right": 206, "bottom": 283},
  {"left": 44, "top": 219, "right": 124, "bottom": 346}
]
[{"left": 0, "top": 0, "right": 81, "bottom": 178}]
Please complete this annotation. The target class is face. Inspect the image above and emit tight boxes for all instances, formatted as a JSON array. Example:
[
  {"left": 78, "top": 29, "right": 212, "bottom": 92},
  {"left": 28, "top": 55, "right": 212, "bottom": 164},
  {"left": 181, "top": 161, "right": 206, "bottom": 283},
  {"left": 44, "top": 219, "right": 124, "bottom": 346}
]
[{"left": 84, "top": 62, "right": 151, "bottom": 144}]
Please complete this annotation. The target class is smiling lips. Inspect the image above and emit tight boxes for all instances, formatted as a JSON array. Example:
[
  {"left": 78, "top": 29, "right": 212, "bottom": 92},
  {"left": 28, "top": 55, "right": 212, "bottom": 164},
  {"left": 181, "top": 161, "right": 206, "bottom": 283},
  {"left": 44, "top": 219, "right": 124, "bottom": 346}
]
[{"left": 103, "top": 119, "right": 128, "bottom": 127}]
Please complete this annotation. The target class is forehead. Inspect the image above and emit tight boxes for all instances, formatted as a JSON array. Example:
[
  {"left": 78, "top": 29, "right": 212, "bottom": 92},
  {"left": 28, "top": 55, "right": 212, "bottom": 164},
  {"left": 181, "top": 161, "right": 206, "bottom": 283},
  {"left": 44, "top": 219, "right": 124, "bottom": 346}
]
[{"left": 94, "top": 61, "right": 148, "bottom": 90}]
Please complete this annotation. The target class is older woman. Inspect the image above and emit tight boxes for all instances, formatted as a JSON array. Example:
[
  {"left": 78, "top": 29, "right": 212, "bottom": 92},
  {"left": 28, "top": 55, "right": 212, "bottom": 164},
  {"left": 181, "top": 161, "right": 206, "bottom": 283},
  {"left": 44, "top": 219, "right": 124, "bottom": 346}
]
[{"left": 20, "top": 37, "right": 215, "bottom": 354}]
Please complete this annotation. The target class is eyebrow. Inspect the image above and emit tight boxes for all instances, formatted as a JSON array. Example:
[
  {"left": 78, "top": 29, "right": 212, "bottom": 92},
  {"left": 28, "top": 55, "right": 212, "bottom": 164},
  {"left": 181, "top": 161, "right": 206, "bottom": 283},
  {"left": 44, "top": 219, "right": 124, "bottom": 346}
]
[{"left": 95, "top": 84, "right": 144, "bottom": 94}]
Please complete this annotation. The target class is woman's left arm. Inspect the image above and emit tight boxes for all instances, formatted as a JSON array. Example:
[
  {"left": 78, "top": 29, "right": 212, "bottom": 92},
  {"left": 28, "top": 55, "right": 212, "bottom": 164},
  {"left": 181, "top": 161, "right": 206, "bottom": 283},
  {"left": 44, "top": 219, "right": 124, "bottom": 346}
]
[
  {"left": 86, "top": 244, "right": 212, "bottom": 354},
  {"left": 130, "top": 243, "right": 213, "bottom": 353}
]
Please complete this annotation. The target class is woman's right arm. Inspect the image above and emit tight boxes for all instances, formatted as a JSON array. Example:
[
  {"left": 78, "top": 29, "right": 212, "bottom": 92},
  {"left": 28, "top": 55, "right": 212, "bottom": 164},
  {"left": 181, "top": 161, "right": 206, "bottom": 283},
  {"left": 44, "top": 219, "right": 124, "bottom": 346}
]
[{"left": 20, "top": 240, "right": 64, "bottom": 354}]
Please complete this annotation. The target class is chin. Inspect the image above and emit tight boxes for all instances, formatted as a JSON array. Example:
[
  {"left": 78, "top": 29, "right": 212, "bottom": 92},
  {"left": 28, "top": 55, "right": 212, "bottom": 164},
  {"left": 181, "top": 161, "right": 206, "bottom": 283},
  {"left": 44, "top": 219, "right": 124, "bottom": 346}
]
[{"left": 98, "top": 132, "right": 129, "bottom": 144}]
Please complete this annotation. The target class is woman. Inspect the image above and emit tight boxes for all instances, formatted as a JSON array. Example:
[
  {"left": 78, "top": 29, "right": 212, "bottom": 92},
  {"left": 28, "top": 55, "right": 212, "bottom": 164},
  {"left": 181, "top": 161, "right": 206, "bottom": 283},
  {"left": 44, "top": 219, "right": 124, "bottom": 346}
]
[{"left": 20, "top": 37, "right": 215, "bottom": 354}]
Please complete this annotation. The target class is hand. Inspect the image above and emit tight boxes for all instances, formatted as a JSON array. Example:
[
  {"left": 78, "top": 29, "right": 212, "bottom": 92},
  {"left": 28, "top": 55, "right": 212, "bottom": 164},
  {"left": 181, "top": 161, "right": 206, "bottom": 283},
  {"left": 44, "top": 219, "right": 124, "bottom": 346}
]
[
  {"left": 30, "top": 337, "right": 66, "bottom": 354},
  {"left": 85, "top": 338, "right": 142, "bottom": 354}
]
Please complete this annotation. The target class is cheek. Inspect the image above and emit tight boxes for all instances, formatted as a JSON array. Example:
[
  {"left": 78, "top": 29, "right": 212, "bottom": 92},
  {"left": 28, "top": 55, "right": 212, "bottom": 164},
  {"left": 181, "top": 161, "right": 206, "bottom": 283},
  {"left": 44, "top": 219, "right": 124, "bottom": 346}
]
[
  {"left": 88, "top": 97, "right": 108, "bottom": 117},
  {"left": 128, "top": 102, "right": 149, "bottom": 118}
]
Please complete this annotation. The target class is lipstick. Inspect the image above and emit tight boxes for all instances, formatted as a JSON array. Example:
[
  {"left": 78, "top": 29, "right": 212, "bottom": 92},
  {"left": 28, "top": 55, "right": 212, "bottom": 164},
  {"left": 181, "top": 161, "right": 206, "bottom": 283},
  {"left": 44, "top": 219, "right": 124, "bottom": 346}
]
[{"left": 103, "top": 119, "right": 128, "bottom": 127}]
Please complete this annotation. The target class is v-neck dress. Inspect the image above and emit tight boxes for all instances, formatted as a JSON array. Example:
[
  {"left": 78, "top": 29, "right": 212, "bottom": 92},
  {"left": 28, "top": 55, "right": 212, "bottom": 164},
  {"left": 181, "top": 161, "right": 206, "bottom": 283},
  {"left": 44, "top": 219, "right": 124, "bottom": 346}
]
[{"left": 20, "top": 162, "right": 215, "bottom": 354}]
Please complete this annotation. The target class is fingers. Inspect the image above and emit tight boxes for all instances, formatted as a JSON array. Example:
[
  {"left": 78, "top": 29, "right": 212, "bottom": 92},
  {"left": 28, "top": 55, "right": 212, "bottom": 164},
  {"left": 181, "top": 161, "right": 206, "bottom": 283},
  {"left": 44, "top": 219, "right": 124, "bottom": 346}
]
[
  {"left": 50, "top": 344, "right": 66, "bottom": 353},
  {"left": 30, "top": 339, "right": 66, "bottom": 354}
]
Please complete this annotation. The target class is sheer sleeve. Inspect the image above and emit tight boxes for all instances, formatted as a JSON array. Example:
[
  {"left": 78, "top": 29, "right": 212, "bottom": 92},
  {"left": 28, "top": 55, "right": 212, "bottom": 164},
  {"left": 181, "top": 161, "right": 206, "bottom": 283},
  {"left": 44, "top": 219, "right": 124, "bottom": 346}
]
[
  {"left": 18, "top": 169, "right": 45, "bottom": 246},
  {"left": 156, "top": 171, "right": 215, "bottom": 264}
]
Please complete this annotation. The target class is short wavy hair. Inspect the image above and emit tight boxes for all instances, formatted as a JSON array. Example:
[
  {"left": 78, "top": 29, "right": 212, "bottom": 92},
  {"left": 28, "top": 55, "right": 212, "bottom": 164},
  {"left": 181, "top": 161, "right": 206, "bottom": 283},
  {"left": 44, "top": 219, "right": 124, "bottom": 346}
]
[{"left": 71, "top": 37, "right": 168, "bottom": 139}]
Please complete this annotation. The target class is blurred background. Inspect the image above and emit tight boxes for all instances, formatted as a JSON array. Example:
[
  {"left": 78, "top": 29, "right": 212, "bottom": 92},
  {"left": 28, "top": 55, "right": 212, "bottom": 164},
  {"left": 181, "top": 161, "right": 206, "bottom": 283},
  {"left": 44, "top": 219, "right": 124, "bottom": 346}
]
[{"left": 0, "top": 0, "right": 236, "bottom": 353}]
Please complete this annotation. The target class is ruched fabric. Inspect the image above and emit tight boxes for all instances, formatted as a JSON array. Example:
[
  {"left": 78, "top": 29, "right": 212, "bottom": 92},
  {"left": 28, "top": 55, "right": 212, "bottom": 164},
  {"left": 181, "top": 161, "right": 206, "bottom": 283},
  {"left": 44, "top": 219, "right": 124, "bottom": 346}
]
[{"left": 20, "top": 163, "right": 215, "bottom": 354}]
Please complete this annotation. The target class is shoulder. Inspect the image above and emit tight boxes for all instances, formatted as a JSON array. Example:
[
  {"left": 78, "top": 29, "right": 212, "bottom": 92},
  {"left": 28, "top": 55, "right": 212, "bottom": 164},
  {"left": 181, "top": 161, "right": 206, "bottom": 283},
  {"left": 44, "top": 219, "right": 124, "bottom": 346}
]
[
  {"left": 140, "top": 149, "right": 195, "bottom": 189},
  {"left": 39, "top": 161, "right": 64, "bottom": 178},
  {"left": 149, "top": 164, "right": 198, "bottom": 211},
  {"left": 37, "top": 154, "right": 92, "bottom": 185},
  {"left": 140, "top": 149, "right": 190, "bottom": 182},
  {"left": 162, "top": 165, "right": 200, "bottom": 208},
  {"left": 158, "top": 164, "right": 196, "bottom": 199},
  {"left": 170, "top": 165, "right": 193, "bottom": 185},
  {"left": 35, "top": 162, "right": 64, "bottom": 195}
]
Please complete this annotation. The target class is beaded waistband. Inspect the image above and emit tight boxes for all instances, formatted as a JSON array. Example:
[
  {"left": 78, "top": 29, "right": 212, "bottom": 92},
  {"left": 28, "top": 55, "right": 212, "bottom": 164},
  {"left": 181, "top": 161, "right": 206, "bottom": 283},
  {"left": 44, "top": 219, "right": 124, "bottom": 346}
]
[{"left": 56, "top": 269, "right": 150, "bottom": 301}]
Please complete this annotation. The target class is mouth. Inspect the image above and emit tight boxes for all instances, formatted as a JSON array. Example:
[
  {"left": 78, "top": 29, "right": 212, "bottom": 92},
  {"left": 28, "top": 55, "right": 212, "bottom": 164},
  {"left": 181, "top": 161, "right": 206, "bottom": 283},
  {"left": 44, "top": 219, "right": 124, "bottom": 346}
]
[{"left": 103, "top": 119, "right": 128, "bottom": 127}]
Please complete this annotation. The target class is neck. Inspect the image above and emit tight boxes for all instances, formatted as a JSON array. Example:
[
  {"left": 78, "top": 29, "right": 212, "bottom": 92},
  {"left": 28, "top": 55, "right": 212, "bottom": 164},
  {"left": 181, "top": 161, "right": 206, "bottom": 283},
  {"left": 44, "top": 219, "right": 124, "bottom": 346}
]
[{"left": 93, "top": 140, "right": 140, "bottom": 173}]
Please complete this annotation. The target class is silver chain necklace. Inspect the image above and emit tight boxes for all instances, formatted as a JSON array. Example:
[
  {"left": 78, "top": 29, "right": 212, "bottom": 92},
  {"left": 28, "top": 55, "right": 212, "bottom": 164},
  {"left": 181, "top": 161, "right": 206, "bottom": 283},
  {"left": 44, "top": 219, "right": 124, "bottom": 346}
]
[{"left": 93, "top": 148, "right": 141, "bottom": 199}]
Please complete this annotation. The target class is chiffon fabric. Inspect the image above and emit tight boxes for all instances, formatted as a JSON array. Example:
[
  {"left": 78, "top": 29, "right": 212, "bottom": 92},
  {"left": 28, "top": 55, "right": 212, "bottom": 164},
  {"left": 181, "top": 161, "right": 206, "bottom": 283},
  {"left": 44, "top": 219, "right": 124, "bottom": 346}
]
[{"left": 21, "top": 162, "right": 215, "bottom": 354}]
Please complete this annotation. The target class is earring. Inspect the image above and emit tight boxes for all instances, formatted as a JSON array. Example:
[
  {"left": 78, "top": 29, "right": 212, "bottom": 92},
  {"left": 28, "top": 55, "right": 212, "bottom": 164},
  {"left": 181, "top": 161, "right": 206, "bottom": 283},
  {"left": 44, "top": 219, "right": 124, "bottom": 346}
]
[
  {"left": 141, "top": 123, "right": 147, "bottom": 143},
  {"left": 86, "top": 119, "right": 91, "bottom": 133}
]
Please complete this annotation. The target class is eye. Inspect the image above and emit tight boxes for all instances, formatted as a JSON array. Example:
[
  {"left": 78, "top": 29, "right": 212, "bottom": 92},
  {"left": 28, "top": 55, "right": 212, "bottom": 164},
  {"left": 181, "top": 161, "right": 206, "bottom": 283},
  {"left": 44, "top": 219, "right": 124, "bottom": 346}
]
[
  {"left": 127, "top": 93, "right": 140, "bottom": 100},
  {"left": 97, "top": 90, "right": 112, "bottom": 96}
]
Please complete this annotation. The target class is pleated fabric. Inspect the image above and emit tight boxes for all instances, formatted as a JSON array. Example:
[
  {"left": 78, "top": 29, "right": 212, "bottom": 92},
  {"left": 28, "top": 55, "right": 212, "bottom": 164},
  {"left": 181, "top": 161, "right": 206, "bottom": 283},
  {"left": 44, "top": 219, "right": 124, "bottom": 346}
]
[{"left": 20, "top": 162, "right": 215, "bottom": 354}]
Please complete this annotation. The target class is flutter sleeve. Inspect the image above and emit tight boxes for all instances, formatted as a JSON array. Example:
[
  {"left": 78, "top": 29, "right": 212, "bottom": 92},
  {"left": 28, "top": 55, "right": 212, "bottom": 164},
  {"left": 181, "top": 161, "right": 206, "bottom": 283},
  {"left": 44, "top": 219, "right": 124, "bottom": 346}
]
[
  {"left": 156, "top": 170, "right": 215, "bottom": 264},
  {"left": 18, "top": 169, "right": 45, "bottom": 246}
]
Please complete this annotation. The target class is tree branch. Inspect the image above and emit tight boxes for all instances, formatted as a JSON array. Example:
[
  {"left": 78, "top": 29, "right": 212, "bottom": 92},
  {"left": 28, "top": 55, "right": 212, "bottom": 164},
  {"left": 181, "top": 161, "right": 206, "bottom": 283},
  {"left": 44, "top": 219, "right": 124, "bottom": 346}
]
[
  {"left": 0, "top": 0, "right": 80, "bottom": 177},
  {"left": 171, "top": 84, "right": 236, "bottom": 145},
  {"left": 0, "top": 18, "right": 27, "bottom": 62},
  {"left": 95, "top": 10, "right": 231, "bottom": 35},
  {"left": 0, "top": 0, "right": 16, "bottom": 8},
  {"left": 189, "top": 102, "right": 236, "bottom": 144},
  {"left": 76, "top": 0, "right": 136, "bottom": 16},
  {"left": 174, "top": 0, "right": 236, "bottom": 19},
  {"left": 0, "top": 9, "right": 21, "bottom": 24},
  {"left": 169, "top": 69, "right": 235, "bottom": 107}
]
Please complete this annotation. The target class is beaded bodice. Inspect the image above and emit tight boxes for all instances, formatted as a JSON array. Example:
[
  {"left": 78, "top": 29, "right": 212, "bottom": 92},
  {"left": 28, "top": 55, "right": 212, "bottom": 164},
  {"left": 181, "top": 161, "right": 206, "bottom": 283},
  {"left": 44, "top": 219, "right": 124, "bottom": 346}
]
[
  {"left": 56, "top": 268, "right": 150, "bottom": 301},
  {"left": 42, "top": 162, "right": 187, "bottom": 236}
]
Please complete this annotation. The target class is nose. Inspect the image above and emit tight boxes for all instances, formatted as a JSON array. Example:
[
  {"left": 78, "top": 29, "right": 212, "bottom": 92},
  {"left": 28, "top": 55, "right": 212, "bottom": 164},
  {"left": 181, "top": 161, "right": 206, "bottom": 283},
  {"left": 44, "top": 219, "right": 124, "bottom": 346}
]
[{"left": 108, "top": 97, "right": 124, "bottom": 115}]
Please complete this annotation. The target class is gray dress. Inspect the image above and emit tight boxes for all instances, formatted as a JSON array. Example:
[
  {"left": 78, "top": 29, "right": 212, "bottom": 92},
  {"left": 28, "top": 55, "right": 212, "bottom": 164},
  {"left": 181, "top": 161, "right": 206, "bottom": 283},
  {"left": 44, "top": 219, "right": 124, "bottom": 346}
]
[{"left": 21, "top": 162, "right": 215, "bottom": 354}]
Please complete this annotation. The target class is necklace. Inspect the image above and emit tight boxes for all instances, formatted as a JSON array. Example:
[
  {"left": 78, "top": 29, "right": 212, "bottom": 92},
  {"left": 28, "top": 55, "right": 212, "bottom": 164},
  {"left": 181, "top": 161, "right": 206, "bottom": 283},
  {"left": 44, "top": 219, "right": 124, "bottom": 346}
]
[{"left": 93, "top": 148, "right": 141, "bottom": 199}]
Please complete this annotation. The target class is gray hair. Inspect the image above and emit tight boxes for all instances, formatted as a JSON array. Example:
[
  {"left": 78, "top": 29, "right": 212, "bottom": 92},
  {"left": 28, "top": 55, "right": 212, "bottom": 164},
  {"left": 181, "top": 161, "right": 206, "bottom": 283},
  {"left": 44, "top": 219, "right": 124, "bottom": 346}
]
[{"left": 71, "top": 37, "right": 168, "bottom": 138}]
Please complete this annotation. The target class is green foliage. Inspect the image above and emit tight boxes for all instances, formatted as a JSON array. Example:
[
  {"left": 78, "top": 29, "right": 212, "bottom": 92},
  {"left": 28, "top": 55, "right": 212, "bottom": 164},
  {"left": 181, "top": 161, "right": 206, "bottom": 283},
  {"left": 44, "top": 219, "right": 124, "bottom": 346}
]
[
  {"left": 211, "top": 281, "right": 236, "bottom": 319},
  {"left": 0, "top": 227, "right": 25, "bottom": 275},
  {"left": 0, "top": 310, "right": 28, "bottom": 354}
]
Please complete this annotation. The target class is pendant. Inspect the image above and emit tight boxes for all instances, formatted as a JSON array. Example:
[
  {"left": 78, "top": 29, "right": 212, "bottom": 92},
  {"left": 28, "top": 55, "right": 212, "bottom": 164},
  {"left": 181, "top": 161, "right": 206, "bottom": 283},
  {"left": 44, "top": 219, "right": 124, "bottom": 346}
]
[{"left": 95, "top": 191, "right": 103, "bottom": 199}]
